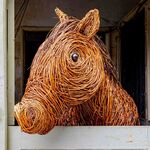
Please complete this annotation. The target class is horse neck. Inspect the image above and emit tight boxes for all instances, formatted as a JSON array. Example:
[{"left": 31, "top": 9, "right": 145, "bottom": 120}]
[
  {"left": 57, "top": 73, "right": 139, "bottom": 126},
  {"left": 97, "top": 74, "right": 139, "bottom": 125},
  {"left": 80, "top": 73, "right": 139, "bottom": 125}
]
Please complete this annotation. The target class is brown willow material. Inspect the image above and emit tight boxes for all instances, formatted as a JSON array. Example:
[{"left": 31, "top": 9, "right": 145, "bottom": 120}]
[{"left": 14, "top": 8, "right": 139, "bottom": 135}]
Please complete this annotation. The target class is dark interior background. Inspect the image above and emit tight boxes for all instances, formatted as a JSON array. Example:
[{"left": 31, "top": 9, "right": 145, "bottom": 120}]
[
  {"left": 23, "top": 31, "right": 48, "bottom": 90},
  {"left": 121, "top": 9, "right": 145, "bottom": 122}
]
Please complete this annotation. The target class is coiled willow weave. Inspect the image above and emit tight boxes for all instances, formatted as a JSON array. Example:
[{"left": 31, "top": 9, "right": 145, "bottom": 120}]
[{"left": 14, "top": 8, "right": 139, "bottom": 135}]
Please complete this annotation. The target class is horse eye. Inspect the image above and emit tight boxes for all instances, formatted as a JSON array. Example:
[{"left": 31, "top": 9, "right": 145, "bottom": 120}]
[{"left": 71, "top": 52, "right": 79, "bottom": 62}]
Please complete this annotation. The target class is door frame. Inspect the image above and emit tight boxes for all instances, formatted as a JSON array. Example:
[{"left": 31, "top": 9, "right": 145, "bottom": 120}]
[
  {"left": 0, "top": 0, "right": 7, "bottom": 150},
  {"left": 145, "top": 0, "right": 150, "bottom": 121}
]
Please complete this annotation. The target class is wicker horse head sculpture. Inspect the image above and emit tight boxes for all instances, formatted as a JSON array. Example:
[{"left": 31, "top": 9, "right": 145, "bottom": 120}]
[{"left": 14, "top": 8, "right": 139, "bottom": 135}]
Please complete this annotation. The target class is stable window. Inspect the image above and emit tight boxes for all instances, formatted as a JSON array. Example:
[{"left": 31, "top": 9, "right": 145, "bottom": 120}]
[{"left": 6, "top": 0, "right": 150, "bottom": 150}]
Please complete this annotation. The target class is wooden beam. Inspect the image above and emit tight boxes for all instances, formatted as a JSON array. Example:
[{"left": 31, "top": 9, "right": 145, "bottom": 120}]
[
  {"left": 110, "top": 30, "right": 121, "bottom": 80},
  {"left": 120, "top": 0, "right": 147, "bottom": 26},
  {"left": 0, "top": 0, "right": 7, "bottom": 149},
  {"left": 8, "top": 126, "right": 150, "bottom": 150}
]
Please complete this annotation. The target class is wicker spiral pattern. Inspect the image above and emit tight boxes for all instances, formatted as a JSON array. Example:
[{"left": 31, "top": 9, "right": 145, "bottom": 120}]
[{"left": 14, "top": 8, "right": 139, "bottom": 135}]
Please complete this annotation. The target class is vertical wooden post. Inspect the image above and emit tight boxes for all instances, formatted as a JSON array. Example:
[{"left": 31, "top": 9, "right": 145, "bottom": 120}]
[
  {"left": 8, "top": 0, "right": 15, "bottom": 125},
  {"left": 110, "top": 30, "right": 121, "bottom": 80},
  {"left": 0, "top": 0, "right": 7, "bottom": 149},
  {"left": 145, "top": 0, "right": 150, "bottom": 121}
]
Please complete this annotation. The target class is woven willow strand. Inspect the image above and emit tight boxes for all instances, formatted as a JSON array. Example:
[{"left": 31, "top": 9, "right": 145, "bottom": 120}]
[{"left": 14, "top": 8, "right": 139, "bottom": 135}]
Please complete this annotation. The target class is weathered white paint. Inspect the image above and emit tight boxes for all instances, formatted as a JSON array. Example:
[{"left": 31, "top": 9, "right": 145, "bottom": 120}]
[
  {"left": 0, "top": 0, "right": 7, "bottom": 150},
  {"left": 8, "top": 126, "right": 150, "bottom": 150},
  {"left": 145, "top": 0, "right": 150, "bottom": 120},
  {"left": 8, "top": 0, "right": 15, "bottom": 125}
]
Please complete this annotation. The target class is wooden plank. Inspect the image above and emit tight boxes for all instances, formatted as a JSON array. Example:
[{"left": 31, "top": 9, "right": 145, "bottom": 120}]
[
  {"left": 145, "top": 0, "right": 150, "bottom": 121},
  {"left": 8, "top": 0, "right": 15, "bottom": 125},
  {"left": 110, "top": 30, "right": 121, "bottom": 80},
  {"left": 121, "top": 0, "right": 147, "bottom": 26},
  {"left": 8, "top": 126, "right": 150, "bottom": 150},
  {"left": 105, "top": 32, "right": 110, "bottom": 52},
  {"left": 0, "top": 0, "right": 7, "bottom": 150}
]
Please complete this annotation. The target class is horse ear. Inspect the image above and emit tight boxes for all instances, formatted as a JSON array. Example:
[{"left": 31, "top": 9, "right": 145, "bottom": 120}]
[
  {"left": 76, "top": 9, "right": 100, "bottom": 38},
  {"left": 55, "top": 8, "right": 69, "bottom": 22}
]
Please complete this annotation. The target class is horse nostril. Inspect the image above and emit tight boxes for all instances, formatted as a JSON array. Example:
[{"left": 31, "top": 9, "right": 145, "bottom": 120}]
[
  {"left": 27, "top": 107, "right": 36, "bottom": 121},
  {"left": 71, "top": 53, "right": 79, "bottom": 62}
]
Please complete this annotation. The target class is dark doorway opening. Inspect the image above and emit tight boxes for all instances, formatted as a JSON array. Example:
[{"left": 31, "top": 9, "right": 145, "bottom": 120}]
[
  {"left": 121, "top": 10, "right": 145, "bottom": 123},
  {"left": 23, "top": 31, "right": 49, "bottom": 91}
]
